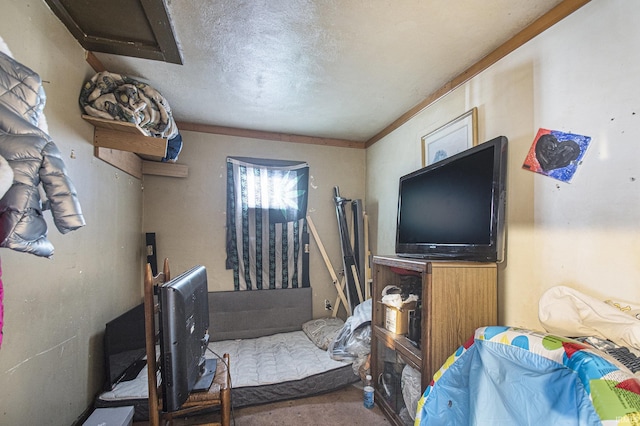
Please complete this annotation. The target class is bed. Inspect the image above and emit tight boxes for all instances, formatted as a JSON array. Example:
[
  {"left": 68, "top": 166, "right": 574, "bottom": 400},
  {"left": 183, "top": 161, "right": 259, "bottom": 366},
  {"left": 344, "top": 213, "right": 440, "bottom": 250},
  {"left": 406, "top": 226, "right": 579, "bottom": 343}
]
[
  {"left": 95, "top": 287, "right": 359, "bottom": 420},
  {"left": 414, "top": 286, "right": 640, "bottom": 425}
]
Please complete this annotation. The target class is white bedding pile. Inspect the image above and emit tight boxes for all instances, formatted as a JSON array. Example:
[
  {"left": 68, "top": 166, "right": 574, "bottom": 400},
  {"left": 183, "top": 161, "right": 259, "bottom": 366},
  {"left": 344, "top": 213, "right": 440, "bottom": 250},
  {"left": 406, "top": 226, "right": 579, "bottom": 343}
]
[
  {"left": 539, "top": 285, "right": 640, "bottom": 350},
  {"left": 99, "top": 366, "right": 152, "bottom": 401}
]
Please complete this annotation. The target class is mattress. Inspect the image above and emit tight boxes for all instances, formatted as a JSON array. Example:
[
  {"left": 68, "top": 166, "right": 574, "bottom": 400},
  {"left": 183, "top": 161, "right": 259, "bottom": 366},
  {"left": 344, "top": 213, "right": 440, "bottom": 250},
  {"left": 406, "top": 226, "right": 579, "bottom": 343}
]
[
  {"left": 209, "top": 330, "right": 358, "bottom": 407},
  {"left": 95, "top": 331, "right": 357, "bottom": 420}
]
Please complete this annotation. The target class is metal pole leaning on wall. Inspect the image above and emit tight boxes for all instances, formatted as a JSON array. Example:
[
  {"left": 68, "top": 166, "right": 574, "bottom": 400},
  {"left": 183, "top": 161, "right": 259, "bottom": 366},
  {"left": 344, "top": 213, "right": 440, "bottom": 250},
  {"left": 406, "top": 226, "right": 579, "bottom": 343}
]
[
  {"left": 333, "top": 187, "right": 362, "bottom": 313},
  {"left": 352, "top": 199, "right": 366, "bottom": 295}
]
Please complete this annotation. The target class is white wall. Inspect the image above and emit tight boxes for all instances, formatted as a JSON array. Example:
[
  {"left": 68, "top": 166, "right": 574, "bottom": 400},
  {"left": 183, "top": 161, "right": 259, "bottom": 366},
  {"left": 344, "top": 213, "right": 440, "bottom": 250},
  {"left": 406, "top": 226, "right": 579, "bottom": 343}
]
[
  {"left": 143, "top": 131, "right": 366, "bottom": 318},
  {"left": 367, "top": 0, "right": 640, "bottom": 329},
  {"left": 0, "top": 1, "right": 145, "bottom": 424}
]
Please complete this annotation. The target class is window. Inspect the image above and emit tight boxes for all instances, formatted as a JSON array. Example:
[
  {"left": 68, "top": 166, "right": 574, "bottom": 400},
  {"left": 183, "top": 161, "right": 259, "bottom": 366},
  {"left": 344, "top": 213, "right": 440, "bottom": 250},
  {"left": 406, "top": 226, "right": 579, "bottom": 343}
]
[{"left": 225, "top": 157, "right": 309, "bottom": 290}]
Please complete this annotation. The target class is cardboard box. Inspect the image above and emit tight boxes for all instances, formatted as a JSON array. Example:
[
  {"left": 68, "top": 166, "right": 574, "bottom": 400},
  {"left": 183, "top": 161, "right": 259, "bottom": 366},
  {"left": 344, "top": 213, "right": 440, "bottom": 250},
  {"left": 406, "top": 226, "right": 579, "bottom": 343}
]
[{"left": 384, "top": 301, "right": 417, "bottom": 335}]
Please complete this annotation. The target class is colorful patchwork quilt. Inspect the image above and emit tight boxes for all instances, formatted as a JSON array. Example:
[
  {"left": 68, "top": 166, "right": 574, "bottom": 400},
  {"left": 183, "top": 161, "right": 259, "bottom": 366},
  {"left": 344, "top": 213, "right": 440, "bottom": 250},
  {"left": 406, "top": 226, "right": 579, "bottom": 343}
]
[{"left": 415, "top": 326, "right": 640, "bottom": 425}]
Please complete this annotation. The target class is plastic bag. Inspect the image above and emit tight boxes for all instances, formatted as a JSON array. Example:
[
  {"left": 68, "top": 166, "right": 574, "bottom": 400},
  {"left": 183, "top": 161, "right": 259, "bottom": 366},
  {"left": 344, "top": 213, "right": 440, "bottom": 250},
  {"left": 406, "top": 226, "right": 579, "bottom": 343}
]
[
  {"left": 329, "top": 299, "right": 372, "bottom": 362},
  {"left": 402, "top": 364, "right": 421, "bottom": 420}
]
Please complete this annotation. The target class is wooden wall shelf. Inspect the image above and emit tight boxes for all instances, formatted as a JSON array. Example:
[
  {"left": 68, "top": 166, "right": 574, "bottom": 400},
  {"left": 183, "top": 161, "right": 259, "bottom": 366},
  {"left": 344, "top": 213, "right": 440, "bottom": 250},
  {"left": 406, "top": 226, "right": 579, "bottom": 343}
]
[{"left": 82, "top": 115, "right": 188, "bottom": 179}]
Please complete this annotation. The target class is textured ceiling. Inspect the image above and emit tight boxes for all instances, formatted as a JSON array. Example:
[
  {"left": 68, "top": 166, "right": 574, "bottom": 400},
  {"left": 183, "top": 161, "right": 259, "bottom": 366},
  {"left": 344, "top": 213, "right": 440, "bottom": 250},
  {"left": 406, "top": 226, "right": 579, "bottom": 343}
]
[{"left": 92, "top": 0, "right": 568, "bottom": 142}]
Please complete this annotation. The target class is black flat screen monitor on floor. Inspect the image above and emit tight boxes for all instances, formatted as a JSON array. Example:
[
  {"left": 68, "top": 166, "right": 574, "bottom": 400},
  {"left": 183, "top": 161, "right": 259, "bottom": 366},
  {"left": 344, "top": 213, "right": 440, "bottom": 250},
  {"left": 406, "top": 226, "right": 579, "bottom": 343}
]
[
  {"left": 158, "top": 265, "right": 216, "bottom": 412},
  {"left": 103, "top": 303, "right": 147, "bottom": 390}
]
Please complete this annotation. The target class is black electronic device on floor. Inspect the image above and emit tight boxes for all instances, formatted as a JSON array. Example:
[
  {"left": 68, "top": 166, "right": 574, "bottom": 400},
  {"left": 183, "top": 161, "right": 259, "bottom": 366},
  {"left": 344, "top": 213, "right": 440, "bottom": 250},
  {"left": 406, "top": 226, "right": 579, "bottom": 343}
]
[{"left": 103, "top": 303, "right": 147, "bottom": 390}]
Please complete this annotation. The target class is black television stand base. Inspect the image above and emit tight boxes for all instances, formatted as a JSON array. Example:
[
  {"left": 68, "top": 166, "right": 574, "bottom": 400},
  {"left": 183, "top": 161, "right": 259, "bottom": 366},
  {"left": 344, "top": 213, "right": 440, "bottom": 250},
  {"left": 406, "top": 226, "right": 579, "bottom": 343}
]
[{"left": 193, "top": 358, "right": 217, "bottom": 392}]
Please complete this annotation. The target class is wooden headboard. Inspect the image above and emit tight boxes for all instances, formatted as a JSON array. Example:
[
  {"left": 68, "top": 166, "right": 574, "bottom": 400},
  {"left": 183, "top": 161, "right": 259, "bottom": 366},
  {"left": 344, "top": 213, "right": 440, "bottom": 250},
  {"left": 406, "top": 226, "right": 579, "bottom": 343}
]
[{"left": 207, "top": 287, "right": 312, "bottom": 341}]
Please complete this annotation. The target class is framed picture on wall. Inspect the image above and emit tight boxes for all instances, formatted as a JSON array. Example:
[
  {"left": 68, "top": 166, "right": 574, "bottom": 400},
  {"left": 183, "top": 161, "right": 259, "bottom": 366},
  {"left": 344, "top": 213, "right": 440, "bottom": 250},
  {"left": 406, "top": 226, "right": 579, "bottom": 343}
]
[{"left": 421, "top": 107, "right": 478, "bottom": 167}]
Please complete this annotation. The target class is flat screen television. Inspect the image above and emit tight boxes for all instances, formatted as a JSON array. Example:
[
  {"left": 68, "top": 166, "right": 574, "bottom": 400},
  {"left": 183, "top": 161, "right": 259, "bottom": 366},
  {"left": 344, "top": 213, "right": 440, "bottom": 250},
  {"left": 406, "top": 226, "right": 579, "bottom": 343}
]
[
  {"left": 103, "top": 303, "right": 147, "bottom": 390},
  {"left": 396, "top": 136, "right": 508, "bottom": 262},
  {"left": 158, "top": 265, "right": 216, "bottom": 412}
]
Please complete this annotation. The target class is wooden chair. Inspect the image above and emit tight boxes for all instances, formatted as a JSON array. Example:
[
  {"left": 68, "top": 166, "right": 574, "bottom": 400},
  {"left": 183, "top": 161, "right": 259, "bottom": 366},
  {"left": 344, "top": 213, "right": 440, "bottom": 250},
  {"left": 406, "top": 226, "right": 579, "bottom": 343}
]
[{"left": 144, "top": 258, "right": 231, "bottom": 426}]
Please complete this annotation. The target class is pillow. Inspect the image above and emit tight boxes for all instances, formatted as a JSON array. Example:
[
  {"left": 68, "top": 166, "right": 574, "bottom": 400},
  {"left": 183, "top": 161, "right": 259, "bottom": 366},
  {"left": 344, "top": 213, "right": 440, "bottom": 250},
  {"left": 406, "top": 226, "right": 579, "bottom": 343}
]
[{"left": 302, "top": 317, "right": 345, "bottom": 350}]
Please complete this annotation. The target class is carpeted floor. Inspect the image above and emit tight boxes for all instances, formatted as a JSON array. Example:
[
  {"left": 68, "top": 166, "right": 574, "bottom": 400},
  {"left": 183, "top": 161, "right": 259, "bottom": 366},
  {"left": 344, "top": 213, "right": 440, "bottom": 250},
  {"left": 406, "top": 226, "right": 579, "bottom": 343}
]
[
  {"left": 230, "top": 384, "right": 390, "bottom": 426},
  {"left": 135, "top": 384, "right": 391, "bottom": 425}
]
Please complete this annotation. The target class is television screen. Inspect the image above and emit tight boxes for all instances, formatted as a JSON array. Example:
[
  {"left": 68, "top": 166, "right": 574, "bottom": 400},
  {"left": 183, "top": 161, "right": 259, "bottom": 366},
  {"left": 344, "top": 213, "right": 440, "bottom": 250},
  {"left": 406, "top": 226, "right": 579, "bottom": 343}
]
[
  {"left": 103, "top": 303, "right": 147, "bottom": 390},
  {"left": 158, "top": 265, "right": 216, "bottom": 412},
  {"left": 396, "top": 136, "right": 508, "bottom": 262}
]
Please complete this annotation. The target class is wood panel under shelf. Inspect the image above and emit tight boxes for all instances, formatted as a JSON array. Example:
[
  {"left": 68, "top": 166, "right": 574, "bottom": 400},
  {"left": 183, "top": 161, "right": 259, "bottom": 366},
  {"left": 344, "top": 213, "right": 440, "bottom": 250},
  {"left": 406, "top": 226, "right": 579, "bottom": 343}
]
[
  {"left": 142, "top": 160, "right": 188, "bottom": 178},
  {"left": 94, "top": 146, "right": 143, "bottom": 179},
  {"left": 82, "top": 115, "right": 188, "bottom": 178}
]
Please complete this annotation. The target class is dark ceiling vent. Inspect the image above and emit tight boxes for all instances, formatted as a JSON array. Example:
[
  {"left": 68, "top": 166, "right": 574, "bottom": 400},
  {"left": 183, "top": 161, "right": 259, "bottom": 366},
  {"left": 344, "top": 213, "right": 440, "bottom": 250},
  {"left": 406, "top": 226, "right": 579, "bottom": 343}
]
[{"left": 44, "top": 0, "right": 183, "bottom": 65}]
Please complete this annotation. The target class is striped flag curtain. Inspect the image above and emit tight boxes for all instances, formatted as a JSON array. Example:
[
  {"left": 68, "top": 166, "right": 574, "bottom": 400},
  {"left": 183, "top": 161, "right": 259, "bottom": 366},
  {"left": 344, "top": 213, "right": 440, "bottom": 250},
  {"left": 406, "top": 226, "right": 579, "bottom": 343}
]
[{"left": 225, "top": 157, "right": 309, "bottom": 291}]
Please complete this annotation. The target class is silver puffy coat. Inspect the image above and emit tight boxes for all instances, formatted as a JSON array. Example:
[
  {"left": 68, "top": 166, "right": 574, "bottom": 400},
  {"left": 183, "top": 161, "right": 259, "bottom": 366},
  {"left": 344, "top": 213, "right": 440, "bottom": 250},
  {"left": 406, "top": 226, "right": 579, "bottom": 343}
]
[{"left": 0, "top": 52, "right": 85, "bottom": 257}]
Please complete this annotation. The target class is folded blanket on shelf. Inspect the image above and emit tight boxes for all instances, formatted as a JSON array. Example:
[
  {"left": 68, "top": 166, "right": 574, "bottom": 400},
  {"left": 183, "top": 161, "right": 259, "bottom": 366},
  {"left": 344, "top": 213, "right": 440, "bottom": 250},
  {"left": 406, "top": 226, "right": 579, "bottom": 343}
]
[{"left": 79, "top": 71, "right": 178, "bottom": 140}]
